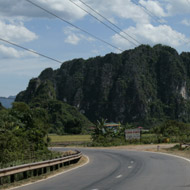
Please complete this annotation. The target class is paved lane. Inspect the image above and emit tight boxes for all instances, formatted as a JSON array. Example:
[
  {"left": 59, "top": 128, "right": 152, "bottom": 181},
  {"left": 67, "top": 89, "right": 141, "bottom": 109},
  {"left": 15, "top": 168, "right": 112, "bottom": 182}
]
[{"left": 15, "top": 148, "right": 190, "bottom": 190}]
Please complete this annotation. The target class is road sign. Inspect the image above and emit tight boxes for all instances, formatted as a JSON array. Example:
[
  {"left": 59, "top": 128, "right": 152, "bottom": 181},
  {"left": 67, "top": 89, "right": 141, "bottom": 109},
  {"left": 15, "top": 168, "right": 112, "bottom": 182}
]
[{"left": 125, "top": 128, "right": 141, "bottom": 140}]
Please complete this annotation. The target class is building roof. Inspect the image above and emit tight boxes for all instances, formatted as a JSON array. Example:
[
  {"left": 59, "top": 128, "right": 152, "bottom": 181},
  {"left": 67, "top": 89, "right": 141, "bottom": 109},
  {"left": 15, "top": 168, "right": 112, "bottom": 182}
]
[{"left": 104, "top": 122, "right": 121, "bottom": 127}]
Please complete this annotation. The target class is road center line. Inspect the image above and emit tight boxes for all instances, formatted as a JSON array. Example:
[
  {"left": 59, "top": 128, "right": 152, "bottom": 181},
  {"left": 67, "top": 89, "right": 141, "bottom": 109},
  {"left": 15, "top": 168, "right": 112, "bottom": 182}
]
[
  {"left": 128, "top": 166, "right": 133, "bottom": 169},
  {"left": 116, "top": 174, "right": 123, "bottom": 178}
]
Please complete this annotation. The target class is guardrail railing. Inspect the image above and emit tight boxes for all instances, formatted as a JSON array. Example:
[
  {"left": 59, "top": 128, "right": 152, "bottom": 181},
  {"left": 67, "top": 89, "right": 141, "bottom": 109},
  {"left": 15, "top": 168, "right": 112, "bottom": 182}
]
[{"left": 0, "top": 151, "right": 82, "bottom": 185}]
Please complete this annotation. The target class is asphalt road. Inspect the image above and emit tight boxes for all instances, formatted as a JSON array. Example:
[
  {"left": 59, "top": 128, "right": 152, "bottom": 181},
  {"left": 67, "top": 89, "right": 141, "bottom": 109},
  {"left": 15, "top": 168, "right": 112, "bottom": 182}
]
[{"left": 15, "top": 148, "right": 190, "bottom": 190}]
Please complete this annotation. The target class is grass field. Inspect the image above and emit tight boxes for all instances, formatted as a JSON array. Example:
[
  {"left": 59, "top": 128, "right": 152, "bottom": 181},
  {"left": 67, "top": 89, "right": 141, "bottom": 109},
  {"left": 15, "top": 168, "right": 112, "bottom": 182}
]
[{"left": 49, "top": 134, "right": 92, "bottom": 143}]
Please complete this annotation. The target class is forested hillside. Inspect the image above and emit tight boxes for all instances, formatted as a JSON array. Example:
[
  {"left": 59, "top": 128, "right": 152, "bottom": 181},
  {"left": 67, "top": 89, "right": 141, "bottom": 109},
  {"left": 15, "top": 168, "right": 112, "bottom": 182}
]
[
  {"left": 0, "top": 102, "right": 50, "bottom": 166},
  {"left": 16, "top": 44, "right": 190, "bottom": 127}
]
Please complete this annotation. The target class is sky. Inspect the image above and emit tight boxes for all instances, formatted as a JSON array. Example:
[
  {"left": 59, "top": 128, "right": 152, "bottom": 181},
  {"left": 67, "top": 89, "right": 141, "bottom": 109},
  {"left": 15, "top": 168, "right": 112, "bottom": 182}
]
[{"left": 0, "top": 0, "right": 190, "bottom": 97}]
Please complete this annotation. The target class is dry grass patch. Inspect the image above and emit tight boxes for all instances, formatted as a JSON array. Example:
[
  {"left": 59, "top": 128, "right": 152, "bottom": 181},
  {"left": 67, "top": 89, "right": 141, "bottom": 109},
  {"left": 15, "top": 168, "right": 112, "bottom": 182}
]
[{"left": 49, "top": 135, "right": 91, "bottom": 143}]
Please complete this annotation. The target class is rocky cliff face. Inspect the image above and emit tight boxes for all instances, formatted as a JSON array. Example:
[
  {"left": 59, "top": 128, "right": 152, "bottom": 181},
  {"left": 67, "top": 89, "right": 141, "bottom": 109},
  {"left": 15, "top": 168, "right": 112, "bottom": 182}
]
[{"left": 16, "top": 44, "right": 190, "bottom": 126}]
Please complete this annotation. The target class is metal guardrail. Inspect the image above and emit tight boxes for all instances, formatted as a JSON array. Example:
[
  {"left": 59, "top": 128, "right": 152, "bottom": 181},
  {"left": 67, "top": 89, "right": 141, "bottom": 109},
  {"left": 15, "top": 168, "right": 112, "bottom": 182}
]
[{"left": 0, "top": 151, "right": 82, "bottom": 178}]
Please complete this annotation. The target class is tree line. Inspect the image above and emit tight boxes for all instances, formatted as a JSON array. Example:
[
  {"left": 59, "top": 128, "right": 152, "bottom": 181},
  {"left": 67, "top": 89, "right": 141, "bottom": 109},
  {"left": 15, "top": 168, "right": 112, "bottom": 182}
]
[{"left": 0, "top": 102, "right": 52, "bottom": 168}]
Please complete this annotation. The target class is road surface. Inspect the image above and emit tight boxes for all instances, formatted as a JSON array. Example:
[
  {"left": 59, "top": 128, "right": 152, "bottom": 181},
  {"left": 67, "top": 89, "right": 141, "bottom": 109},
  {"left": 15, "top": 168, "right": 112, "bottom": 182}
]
[{"left": 14, "top": 148, "right": 190, "bottom": 190}]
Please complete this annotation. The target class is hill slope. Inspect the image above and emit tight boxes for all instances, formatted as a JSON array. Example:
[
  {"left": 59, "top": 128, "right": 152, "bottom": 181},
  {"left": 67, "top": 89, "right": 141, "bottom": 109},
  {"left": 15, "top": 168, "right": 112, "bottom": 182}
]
[
  {"left": 16, "top": 44, "right": 190, "bottom": 126},
  {"left": 0, "top": 96, "right": 15, "bottom": 108}
]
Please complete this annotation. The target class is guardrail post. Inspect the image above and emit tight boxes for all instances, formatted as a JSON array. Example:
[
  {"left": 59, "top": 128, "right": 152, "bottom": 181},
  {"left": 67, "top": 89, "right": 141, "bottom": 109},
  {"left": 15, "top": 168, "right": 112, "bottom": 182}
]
[
  {"left": 33, "top": 169, "right": 37, "bottom": 177},
  {"left": 43, "top": 167, "right": 47, "bottom": 174},
  {"left": 23, "top": 171, "right": 27, "bottom": 179},
  {"left": 10, "top": 174, "right": 15, "bottom": 183}
]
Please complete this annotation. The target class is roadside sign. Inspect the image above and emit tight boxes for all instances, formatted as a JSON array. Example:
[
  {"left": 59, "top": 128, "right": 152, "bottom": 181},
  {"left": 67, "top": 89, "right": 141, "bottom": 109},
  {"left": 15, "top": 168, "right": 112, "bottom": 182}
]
[{"left": 125, "top": 128, "right": 141, "bottom": 140}]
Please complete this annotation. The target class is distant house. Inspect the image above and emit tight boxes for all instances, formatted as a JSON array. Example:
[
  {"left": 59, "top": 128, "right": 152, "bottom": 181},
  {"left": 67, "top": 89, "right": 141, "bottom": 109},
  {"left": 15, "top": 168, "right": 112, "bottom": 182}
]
[
  {"left": 90, "top": 122, "right": 121, "bottom": 134},
  {"left": 104, "top": 122, "right": 121, "bottom": 128},
  {"left": 104, "top": 122, "right": 121, "bottom": 133}
]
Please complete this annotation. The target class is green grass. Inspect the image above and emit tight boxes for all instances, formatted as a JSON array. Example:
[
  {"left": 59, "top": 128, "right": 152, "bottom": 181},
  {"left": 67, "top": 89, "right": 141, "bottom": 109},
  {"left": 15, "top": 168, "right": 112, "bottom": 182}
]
[
  {"left": 141, "top": 133, "right": 157, "bottom": 138},
  {"left": 49, "top": 134, "right": 92, "bottom": 143}
]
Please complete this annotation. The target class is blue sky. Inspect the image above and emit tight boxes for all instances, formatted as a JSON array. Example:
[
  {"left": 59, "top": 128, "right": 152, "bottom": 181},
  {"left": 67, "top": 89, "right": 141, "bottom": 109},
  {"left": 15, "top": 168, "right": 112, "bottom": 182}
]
[{"left": 0, "top": 0, "right": 190, "bottom": 97}]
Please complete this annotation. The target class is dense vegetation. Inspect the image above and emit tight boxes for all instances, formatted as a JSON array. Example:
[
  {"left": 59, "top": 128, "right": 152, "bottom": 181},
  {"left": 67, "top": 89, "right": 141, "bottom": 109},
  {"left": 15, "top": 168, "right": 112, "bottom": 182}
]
[
  {"left": 91, "top": 119, "right": 190, "bottom": 146},
  {"left": 91, "top": 119, "right": 126, "bottom": 146},
  {"left": 30, "top": 99, "right": 92, "bottom": 135},
  {"left": 16, "top": 44, "right": 190, "bottom": 127},
  {"left": 0, "top": 102, "right": 5, "bottom": 110},
  {"left": 0, "top": 102, "right": 54, "bottom": 168},
  {"left": 152, "top": 120, "right": 190, "bottom": 143}
]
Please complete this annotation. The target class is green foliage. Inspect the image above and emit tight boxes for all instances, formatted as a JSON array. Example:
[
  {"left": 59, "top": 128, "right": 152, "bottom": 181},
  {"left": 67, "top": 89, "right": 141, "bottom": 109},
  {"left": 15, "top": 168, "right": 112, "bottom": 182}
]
[
  {"left": 0, "top": 102, "right": 51, "bottom": 167},
  {"left": 30, "top": 99, "right": 92, "bottom": 135},
  {"left": 0, "top": 102, "right": 5, "bottom": 110},
  {"left": 91, "top": 119, "right": 125, "bottom": 146},
  {"left": 152, "top": 120, "right": 190, "bottom": 143}
]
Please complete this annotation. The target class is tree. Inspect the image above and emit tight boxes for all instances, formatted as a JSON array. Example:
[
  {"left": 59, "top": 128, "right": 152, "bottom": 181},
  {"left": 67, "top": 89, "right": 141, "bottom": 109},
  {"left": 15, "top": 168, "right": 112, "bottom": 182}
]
[{"left": 0, "top": 102, "right": 51, "bottom": 165}]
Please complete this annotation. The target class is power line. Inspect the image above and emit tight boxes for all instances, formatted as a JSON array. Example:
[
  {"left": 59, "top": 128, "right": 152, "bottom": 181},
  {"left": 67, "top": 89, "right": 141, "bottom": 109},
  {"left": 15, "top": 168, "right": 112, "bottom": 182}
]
[
  {"left": 69, "top": 0, "right": 139, "bottom": 46},
  {"left": 132, "top": 0, "right": 189, "bottom": 46},
  {"left": 0, "top": 38, "right": 63, "bottom": 63},
  {"left": 131, "top": 0, "right": 163, "bottom": 25},
  {"left": 78, "top": 0, "right": 141, "bottom": 45},
  {"left": 25, "top": 0, "right": 124, "bottom": 52}
]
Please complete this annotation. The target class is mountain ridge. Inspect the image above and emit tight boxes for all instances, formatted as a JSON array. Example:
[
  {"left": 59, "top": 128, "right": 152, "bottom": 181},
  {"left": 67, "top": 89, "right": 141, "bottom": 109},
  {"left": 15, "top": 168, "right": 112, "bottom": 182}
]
[
  {"left": 16, "top": 44, "right": 190, "bottom": 126},
  {"left": 0, "top": 96, "right": 16, "bottom": 108}
]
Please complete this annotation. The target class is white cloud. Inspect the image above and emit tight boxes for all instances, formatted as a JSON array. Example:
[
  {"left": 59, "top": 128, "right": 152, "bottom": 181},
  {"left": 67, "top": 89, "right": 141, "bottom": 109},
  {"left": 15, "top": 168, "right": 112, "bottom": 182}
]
[
  {"left": 0, "top": 20, "right": 38, "bottom": 43},
  {"left": 139, "top": 0, "right": 167, "bottom": 18},
  {"left": 0, "top": 0, "right": 87, "bottom": 21},
  {"left": 182, "top": 19, "right": 190, "bottom": 26},
  {"left": 0, "top": 44, "right": 39, "bottom": 59},
  {"left": 0, "top": 45, "right": 22, "bottom": 58},
  {"left": 0, "top": 57, "right": 60, "bottom": 76},
  {"left": 112, "top": 23, "right": 189, "bottom": 50},
  {"left": 166, "top": 0, "right": 190, "bottom": 15},
  {"left": 65, "top": 33, "right": 80, "bottom": 45},
  {"left": 86, "top": 0, "right": 150, "bottom": 24},
  {"left": 63, "top": 26, "right": 95, "bottom": 45}
]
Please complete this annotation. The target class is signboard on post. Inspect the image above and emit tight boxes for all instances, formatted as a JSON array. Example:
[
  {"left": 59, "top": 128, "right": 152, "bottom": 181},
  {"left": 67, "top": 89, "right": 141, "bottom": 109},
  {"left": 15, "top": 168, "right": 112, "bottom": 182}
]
[{"left": 125, "top": 128, "right": 141, "bottom": 140}]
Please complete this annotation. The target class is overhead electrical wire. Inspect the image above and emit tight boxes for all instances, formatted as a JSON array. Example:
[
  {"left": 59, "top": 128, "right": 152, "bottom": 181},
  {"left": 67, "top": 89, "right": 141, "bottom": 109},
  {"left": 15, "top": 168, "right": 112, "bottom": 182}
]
[
  {"left": 131, "top": 0, "right": 163, "bottom": 25},
  {"left": 25, "top": 0, "right": 124, "bottom": 52},
  {"left": 77, "top": 0, "right": 141, "bottom": 46},
  {"left": 0, "top": 38, "right": 63, "bottom": 63},
  {"left": 131, "top": 0, "right": 162, "bottom": 24},
  {"left": 69, "top": 0, "right": 139, "bottom": 46},
  {"left": 132, "top": 0, "right": 190, "bottom": 46}
]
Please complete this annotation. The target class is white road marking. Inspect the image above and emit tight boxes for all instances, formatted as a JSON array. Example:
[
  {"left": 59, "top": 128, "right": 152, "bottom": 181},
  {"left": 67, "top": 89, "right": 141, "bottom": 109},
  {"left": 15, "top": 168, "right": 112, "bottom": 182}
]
[
  {"left": 128, "top": 166, "right": 133, "bottom": 169},
  {"left": 116, "top": 174, "right": 123, "bottom": 178},
  {"left": 91, "top": 189, "right": 99, "bottom": 190}
]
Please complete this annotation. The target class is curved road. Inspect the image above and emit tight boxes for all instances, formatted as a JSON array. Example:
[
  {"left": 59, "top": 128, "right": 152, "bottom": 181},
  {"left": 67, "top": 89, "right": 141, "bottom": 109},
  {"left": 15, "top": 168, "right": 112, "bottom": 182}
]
[{"left": 15, "top": 148, "right": 190, "bottom": 190}]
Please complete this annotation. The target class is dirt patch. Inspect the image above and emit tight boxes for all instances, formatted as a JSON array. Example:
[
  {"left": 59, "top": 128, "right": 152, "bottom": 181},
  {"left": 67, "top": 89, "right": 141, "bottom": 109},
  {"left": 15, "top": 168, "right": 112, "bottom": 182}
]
[
  {"left": 106, "top": 144, "right": 176, "bottom": 151},
  {"left": 102, "top": 143, "right": 190, "bottom": 160}
]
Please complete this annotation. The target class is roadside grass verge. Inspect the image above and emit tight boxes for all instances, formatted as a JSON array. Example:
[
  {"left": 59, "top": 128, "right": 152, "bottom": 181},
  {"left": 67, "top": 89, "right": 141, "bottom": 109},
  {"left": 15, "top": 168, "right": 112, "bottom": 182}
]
[
  {"left": 159, "top": 145, "right": 190, "bottom": 160},
  {"left": 49, "top": 134, "right": 92, "bottom": 146},
  {"left": 49, "top": 134, "right": 92, "bottom": 142}
]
